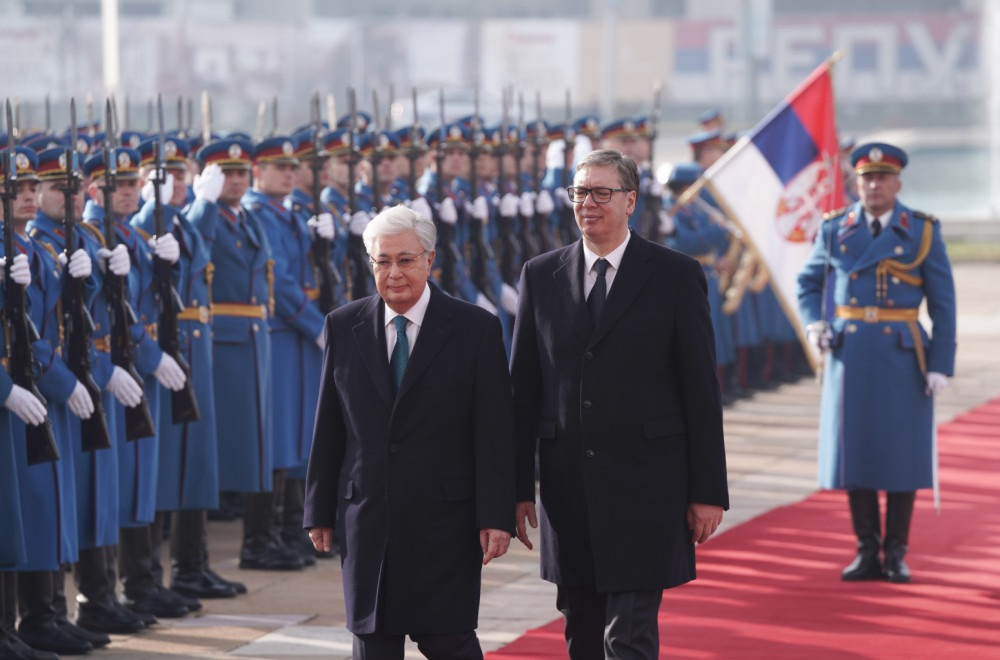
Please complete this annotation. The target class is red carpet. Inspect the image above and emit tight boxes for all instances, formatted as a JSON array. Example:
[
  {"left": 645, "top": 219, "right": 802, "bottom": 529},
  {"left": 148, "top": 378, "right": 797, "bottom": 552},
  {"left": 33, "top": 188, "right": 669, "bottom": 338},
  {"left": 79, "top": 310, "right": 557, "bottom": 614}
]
[{"left": 488, "top": 397, "right": 1000, "bottom": 659}]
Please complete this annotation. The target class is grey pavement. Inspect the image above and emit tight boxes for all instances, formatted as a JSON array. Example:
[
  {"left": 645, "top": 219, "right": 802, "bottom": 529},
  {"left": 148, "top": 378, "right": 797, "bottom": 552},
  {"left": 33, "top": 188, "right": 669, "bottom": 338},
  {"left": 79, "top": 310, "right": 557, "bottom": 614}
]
[{"left": 63, "top": 261, "right": 1000, "bottom": 659}]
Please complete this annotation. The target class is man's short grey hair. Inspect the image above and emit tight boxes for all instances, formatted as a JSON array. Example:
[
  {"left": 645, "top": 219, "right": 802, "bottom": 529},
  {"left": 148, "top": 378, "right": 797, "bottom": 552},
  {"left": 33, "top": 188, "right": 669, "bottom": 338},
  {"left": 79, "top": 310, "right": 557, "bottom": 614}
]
[
  {"left": 362, "top": 204, "right": 437, "bottom": 255},
  {"left": 576, "top": 149, "right": 640, "bottom": 193}
]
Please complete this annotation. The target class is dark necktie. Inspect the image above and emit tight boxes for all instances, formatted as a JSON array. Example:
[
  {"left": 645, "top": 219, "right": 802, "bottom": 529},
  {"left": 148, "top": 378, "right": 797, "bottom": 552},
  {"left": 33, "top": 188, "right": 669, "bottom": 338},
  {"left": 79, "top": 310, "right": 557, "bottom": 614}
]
[
  {"left": 871, "top": 217, "right": 882, "bottom": 238},
  {"left": 587, "top": 258, "right": 609, "bottom": 324},
  {"left": 390, "top": 316, "right": 409, "bottom": 395}
]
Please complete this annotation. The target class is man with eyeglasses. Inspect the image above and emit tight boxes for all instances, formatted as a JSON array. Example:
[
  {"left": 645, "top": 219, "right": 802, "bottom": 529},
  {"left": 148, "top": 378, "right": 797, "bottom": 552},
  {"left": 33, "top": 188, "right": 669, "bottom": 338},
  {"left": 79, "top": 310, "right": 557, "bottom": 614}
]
[
  {"left": 304, "top": 205, "right": 515, "bottom": 660},
  {"left": 511, "top": 149, "right": 729, "bottom": 660}
]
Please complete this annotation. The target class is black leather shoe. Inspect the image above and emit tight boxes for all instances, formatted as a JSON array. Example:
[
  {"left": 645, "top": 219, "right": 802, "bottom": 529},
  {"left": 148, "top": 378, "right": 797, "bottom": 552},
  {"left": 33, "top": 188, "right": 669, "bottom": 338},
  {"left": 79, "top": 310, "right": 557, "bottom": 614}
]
[
  {"left": 3, "top": 633, "right": 58, "bottom": 660},
  {"left": 884, "top": 555, "right": 912, "bottom": 583},
  {"left": 55, "top": 617, "right": 110, "bottom": 648},
  {"left": 239, "top": 544, "right": 305, "bottom": 571},
  {"left": 157, "top": 585, "right": 202, "bottom": 612},
  {"left": 75, "top": 601, "right": 145, "bottom": 635},
  {"left": 16, "top": 624, "right": 93, "bottom": 655},
  {"left": 204, "top": 567, "right": 247, "bottom": 595},
  {"left": 123, "top": 591, "right": 188, "bottom": 619},
  {"left": 841, "top": 551, "right": 884, "bottom": 581},
  {"left": 171, "top": 570, "right": 237, "bottom": 599},
  {"left": 0, "top": 636, "right": 29, "bottom": 660}
]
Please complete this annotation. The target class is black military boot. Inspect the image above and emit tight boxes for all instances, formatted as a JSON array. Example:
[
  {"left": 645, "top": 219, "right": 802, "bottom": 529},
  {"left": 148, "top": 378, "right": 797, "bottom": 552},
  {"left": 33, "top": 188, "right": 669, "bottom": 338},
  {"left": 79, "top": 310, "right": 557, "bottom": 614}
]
[
  {"left": 170, "top": 510, "right": 237, "bottom": 599},
  {"left": 51, "top": 568, "right": 109, "bottom": 648},
  {"left": 73, "top": 546, "right": 146, "bottom": 634},
  {"left": 240, "top": 488, "right": 304, "bottom": 571},
  {"left": 119, "top": 525, "right": 188, "bottom": 619},
  {"left": 884, "top": 491, "right": 916, "bottom": 583},
  {"left": 16, "top": 571, "right": 93, "bottom": 655},
  {"left": 1, "top": 571, "right": 54, "bottom": 660},
  {"left": 842, "top": 489, "right": 884, "bottom": 581}
]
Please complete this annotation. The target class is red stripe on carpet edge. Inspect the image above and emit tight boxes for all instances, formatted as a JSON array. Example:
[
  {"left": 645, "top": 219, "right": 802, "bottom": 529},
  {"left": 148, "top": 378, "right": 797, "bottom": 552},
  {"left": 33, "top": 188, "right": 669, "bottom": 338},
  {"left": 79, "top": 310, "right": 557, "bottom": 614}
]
[{"left": 487, "top": 397, "right": 1000, "bottom": 660}]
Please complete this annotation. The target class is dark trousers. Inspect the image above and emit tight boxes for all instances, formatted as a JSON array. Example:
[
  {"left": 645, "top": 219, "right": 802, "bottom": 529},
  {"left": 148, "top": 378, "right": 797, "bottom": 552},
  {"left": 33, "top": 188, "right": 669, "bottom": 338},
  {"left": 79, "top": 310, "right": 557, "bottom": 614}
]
[
  {"left": 556, "top": 585, "right": 663, "bottom": 660},
  {"left": 352, "top": 630, "right": 482, "bottom": 660}
]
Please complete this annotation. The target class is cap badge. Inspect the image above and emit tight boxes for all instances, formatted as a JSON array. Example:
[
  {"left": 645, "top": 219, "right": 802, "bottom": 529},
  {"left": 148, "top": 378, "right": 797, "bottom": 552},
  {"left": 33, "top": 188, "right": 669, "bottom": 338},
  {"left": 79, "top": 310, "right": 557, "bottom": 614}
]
[
  {"left": 869, "top": 147, "right": 883, "bottom": 162},
  {"left": 229, "top": 144, "right": 243, "bottom": 159},
  {"left": 118, "top": 151, "right": 131, "bottom": 168},
  {"left": 282, "top": 141, "right": 294, "bottom": 155},
  {"left": 14, "top": 153, "right": 29, "bottom": 171}
]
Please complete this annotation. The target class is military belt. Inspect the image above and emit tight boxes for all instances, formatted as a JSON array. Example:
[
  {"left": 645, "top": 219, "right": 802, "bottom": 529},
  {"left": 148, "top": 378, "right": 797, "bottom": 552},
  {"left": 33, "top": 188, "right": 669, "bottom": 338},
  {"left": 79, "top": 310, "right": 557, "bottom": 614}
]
[
  {"left": 92, "top": 337, "right": 111, "bottom": 353},
  {"left": 835, "top": 306, "right": 919, "bottom": 323},
  {"left": 213, "top": 303, "right": 268, "bottom": 320},
  {"left": 303, "top": 287, "right": 320, "bottom": 301},
  {"left": 177, "top": 306, "right": 211, "bottom": 324}
]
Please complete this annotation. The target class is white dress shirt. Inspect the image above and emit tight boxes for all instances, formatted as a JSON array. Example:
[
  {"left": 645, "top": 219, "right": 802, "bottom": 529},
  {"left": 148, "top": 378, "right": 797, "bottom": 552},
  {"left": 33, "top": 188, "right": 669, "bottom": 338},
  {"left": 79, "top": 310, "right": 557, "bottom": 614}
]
[
  {"left": 582, "top": 230, "right": 631, "bottom": 300},
  {"left": 865, "top": 208, "right": 893, "bottom": 234},
  {"left": 384, "top": 284, "right": 431, "bottom": 360}
]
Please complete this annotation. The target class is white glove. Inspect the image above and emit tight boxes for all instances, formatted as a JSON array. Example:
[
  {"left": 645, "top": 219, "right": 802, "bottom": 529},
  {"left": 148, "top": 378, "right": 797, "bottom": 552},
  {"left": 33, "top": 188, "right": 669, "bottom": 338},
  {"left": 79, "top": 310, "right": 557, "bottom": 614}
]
[
  {"left": 308, "top": 213, "right": 335, "bottom": 240},
  {"left": 500, "top": 283, "right": 519, "bottom": 316},
  {"left": 67, "top": 381, "right": 95, "bottom": 420},
  {"left": 437, "top": 198, "right": 458, "bottom": 225},
  {"left": 518, "top": 191, "right": 537, "bottom": 217},
  {"left": 470, "top": 196, "right": 490, "bottom": 221},
  {"left": 498, "top": 193, "right": 519, "bottom": 219},
  {"left": 140, "top": 172, "right": 175, "bottom": 204},
  {"left": 535, "top": 189, "right": 555, "bottom": 215},
  {"left": 3, "top": 384, "right": 47, "bottom": 426},
  {"left": 806, "top": 322, "right": 833, "bottom": 354},
  {"left": 0, "top": 254, "right": 32, "bottom": 286},
  {"left": 409, "top": 197, "right": 432, "bottom": 219},
  {"left": 105, "top": 366, "right": 142, "bottom": 408},
  {"left": 658, "top": 210, "right": 675, "bottom": 235},
  {"left": 475, "top": 292, "right": 498, "bottom": 316},
  {"left": 193, "top": 163, "right": 224, "bottom": 203},
  {"left": 153, "top": 353, "right": 186, "bottom": 392},
  {"left": 148, "top": 232, "right": 180, "bottom": 264},
  {"left": 58, "top": 249, "right": 93, "bottom": 279},
  {"left": 97, "top": 244, "right": 131, "bottom": 276},
  {"left": 555, "top": 187, "right": 572, "bottom": 210},
  {"left": 925, "top": 372, "right": 948, "bottom": 397},
  {"left": 349, "top": 211, "right": 370, "bottom": 236}
]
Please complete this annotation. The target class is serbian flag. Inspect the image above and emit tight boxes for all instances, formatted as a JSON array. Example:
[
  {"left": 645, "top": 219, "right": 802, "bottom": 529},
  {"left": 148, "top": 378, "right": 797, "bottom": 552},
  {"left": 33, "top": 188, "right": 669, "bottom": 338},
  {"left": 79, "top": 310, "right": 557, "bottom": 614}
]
[{"left": 680, "top": 54, "right": 843, "bottom": 363}]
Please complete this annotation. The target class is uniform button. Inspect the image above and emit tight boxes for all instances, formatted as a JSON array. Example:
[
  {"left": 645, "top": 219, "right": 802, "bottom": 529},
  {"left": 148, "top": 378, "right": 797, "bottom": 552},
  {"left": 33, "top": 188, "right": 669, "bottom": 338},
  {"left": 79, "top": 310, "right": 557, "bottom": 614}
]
[
  {"left": 585, "top": 352, "right": 593, "bottom": 360},
  {"left": 886, "top": 299, "right": 895, "bottom": 307},
  {"left": 193, "top": 329, "right": 201, "bottom": 338},
  {"left": 251, "top": 296, "right": 257, "bottom": 303},
  {"left": 883, "top": 326, "right": 892, "bottom": 336},
  {"left": 847, "top": 324, "right": 857, "bottom": 333},
  {"left": 585, "top": 449, "right": 595, "bottom": 458},
  {"left": 894, "top": 246, "right": 904, "bottom": 255},
  {"left": 849, "top": 297, "right": 857, "bottom": 305},
  {"left": 582, "top": 400, "right": 592, "bottom": 409},
  {"left": 253, "top": 323, "right": 259, "bottom": 331},
  {"left": 850, "top": 273, "right": 858, "bottom": 280},
  {"left": 192, "top": 299, "right": 198, "bottom": 305},
  {"left": 236, "top": 240, "right": 242, "bottom": 248},
  {"left": 140, "top": 315, "right": 146, "bottom": 322},
  {"left": 892, "top": 276, "right": 900, "bottom": 285},
  {"left": 840, "top": 245, "right": 847, "bottom": 253},
  {"left": 389, "top": 444, "right": 399, "bottom": 453}
]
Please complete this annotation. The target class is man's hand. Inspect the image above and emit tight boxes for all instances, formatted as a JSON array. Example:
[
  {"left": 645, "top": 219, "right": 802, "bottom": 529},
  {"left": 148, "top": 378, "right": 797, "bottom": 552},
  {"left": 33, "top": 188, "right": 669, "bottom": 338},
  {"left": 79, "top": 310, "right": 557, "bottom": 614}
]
[
  {"left": 687, "top": 503, "right": 723, "bottom": 544},
  {"left": 480, "top": 528, "right": 511, "bottom": 565},
  {"left": 925, "top": 372, "right": 947, "bottom": 397},
  {"left": 515, "top": 501, "right": 538, "bottom": 550},
  {"left": 308, "top": 526, "right": 334, "bottom": 553},
  {"left": 806, "top": 322, "right": 833, "bottom": 354},
  {"left": 153, "top": 353, "right": 187, "bottom": 391},
  {"left": 193, "top": 163, "right": 224, "bottom": 203},
  {"left": 3, "top": 384, "right": 47, "bottom": 426},
  {"left": 105, "top": 366, "right": 143, "bottom": 408}
]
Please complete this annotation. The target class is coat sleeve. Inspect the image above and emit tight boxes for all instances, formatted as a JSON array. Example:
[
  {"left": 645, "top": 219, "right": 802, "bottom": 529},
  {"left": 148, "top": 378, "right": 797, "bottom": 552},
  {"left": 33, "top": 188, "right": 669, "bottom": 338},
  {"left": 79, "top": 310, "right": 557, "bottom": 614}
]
[
  {"left": 509, "top": 260, "right": 542, "bottom": 504},
  {"left": 303, "top": 314, "right": 346, "bottom": 530},
  {"left": 472, "top": 314, "right": 516, "bottom": 534},
  {"left": 797, "top": 220, "right": 834, "bottom": 327},
  {"left": 674, "top": 259, "right": 729, "bottom": 509},
  {"left": 921, "top": 222, "right": 957, "bottom": 376}
]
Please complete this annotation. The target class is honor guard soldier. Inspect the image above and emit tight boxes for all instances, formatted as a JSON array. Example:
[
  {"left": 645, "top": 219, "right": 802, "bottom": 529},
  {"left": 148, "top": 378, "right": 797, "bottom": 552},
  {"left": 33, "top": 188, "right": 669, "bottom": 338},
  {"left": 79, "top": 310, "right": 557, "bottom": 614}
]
[
  {"left": 698, "top": 107, "right": 724, "bottom": 132},
  {"left": 187, "top": 139, "right": 291, "bottom": 570},
  {"left": 797, "top": 142, "right": 956, "bottom": 584},
  {"left": 393, "top": 125, "right": 428, "bottom": 204},
  {"left": 82, "top": 146, "right": 191, "bottom": 621}
]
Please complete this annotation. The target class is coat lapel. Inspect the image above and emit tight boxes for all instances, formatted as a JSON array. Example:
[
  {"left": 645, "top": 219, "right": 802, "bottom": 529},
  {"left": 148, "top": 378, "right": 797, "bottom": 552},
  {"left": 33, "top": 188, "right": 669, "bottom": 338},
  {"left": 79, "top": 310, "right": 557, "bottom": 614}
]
[
  {"left": 588, "top": 232, "right": 654, "bottom": 348},
  {"left": 352, "top": 295, "right": 395, "bottom": 410},
  {"left": 395, "top": 284, "right": 454, "bottom": 402},
  {"left": 851, "top": 204, "right": 913, "bottom": 273},
  {"left": 553, "top": 242, "right": 593, "bottom": 342}
]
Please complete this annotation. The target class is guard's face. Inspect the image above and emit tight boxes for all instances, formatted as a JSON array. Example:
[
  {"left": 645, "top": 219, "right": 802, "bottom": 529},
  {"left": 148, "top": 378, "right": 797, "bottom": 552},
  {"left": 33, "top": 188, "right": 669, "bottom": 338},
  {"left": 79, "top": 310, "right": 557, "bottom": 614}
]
[
  {"left": 372, "top": 230, "right": 434, "bottom": 315},
  {"left": 112, "top": 179, "right": 140, "bottom": 218},
  {"left": 38, "top": 180, "right": 84, "bottom": 220},
  {"left": 254, "top": 162, "right": 296, "bottom": 198},
  {"left": 376, "top": 153, "right": 398, "bottom": 184},
  {"left": 857, "top": 171, "right": 901, "bottom": 218},
  {"left": 12, "top": 181, "right": 39, "bottom": 222},
  {"left": 441, "top": 147, "right": 468, "bottom": 181},
  {"left": 168, "top": 166, "right": 188, "bottom": 206},
  {"left": 325, "top": 154, "right": 350, "bottom": 191},
  {"left": 219, "top": 169, "right": 250, "bottom": 206},
  {"left": 573, "top": 164, "right": 635, "bottom": 252}
]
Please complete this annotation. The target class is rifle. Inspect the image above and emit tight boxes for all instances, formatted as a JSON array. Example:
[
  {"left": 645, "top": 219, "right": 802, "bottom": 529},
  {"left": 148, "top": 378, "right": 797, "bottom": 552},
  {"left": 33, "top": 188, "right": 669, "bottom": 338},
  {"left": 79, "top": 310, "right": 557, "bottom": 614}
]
[
  {"left": 495, "top": 89, "right": 518, "bottom": 286},
  {"left": 640, "top": 81, "right": 663, "bottom": 241},
  {"left": 345, "top": 87, "right": 369, "bottom": 300},
  {"left": 176, "top": 95, "right": 184, "bottom": 139},
  {"left": 407, "top": 88, "right": 419, "bottom": 198},
  {"left": 2, "top": 99, "right": 59, "bottom": 464},
  {"left": 200, "top": 91, "right": 213, "bottom": 147},
  {"left": 557, "top": 90, "right": 578, "bottom": 246},
  {"left": 531, "top": 91, "right": 552, "bottom": 256},
  {"left": 433, "top": 90, "right": 457, "bottom": 296},
  {"left": 100, "top": 100, "right": 156, "bottom": 441},
  {"left": 308, "top": 91, "right": 340, "bottom": 314},
  {"left": 271, "top": 96, "right": 279, "bottom": 137},
  {"left": 44, "top": 95, "right": 51, "bottom": 136},
  {"left": 62, "top": 99, "right": 112, "bottom": 452},
  {"left": 152, "top": 95, "right": 200, "bottom": 424},
  {"left": 370, "top": 90, "right": 383, "bottom": 214},
  {"left": 467, "top": 88, "right": 496, "bottom": 305}
]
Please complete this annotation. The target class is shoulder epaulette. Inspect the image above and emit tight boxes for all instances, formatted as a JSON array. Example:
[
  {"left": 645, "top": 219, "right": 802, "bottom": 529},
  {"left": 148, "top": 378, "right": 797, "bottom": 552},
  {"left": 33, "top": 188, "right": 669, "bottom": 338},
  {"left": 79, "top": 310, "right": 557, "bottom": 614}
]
[
  {"left": 823, "top": 207, "right": 848, "bottom": 221},
  {"left": 912, "top": 210, "right": 939, "bottom": 224},
  {"left": 78, "top": 222, "right": 107, "bottom": 247},
  {"left": 133, "top": 226, "right": 152, "bottom": 241}
]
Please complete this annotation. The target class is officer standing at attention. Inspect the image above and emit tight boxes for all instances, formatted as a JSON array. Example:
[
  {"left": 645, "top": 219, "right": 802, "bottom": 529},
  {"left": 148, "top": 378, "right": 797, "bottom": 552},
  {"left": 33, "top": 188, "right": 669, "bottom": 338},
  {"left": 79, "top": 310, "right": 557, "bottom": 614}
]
[{"left": 797, "top": 142, "right": 956, "bottom": 584}]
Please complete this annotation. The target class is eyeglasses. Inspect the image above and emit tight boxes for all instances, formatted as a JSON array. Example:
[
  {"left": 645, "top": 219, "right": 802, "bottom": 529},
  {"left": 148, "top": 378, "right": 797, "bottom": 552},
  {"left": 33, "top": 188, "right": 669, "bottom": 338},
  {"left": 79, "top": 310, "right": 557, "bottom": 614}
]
[
  {"left": 566, "top": 186, "right": 630, "bottom": 204},
  {"left": 370, "top": 249, "right": 428, "bottom": 272}
]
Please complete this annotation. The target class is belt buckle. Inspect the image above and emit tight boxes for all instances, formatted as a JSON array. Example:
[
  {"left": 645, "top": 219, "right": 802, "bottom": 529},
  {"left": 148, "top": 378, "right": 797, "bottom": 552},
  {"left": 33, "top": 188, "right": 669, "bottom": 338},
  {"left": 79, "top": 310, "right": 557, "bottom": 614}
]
[
  {"left": 863, "top": 306, "right": 879, "bottom": 323},
  {"left": 199, "top": 307, "right": 209, "bottom": 324}
]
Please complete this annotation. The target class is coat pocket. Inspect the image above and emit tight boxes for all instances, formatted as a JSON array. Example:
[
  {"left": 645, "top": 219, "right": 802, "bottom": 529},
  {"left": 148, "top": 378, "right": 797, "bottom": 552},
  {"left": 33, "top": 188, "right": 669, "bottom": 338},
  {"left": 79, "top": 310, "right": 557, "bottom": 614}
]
[{"left": 642, "top": 413, "right": 686, "bottom": 440}]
